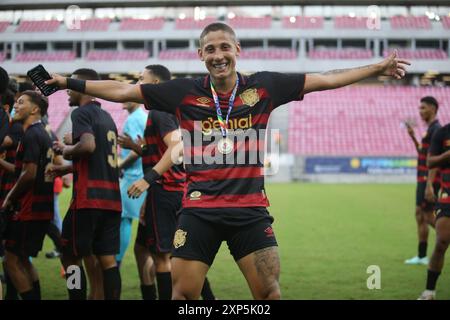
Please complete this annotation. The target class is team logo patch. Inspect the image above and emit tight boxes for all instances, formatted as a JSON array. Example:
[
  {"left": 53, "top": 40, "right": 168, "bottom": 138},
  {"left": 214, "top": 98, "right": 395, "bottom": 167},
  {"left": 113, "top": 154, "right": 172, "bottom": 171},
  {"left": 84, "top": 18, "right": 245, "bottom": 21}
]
[
  {"left": 444, "top": 140, "right": 450, "bottom": 147},
  {"left": 196, "top": 97, "right": 212, "bottom": 107},
  {"left": 173, "top": 229, "right": 187, "bottom": 249},
  {"left": 189, "top": 191, "right": 202, "bottom": 200},
  {"left": 264, "top": 227, "right": 275, "bottom": 237},
  {"left": 240, "top": 88, "right": 260, "bottom": 107},
  {"left": 442, "top": 192, "right": 448, "bottom": 199}
]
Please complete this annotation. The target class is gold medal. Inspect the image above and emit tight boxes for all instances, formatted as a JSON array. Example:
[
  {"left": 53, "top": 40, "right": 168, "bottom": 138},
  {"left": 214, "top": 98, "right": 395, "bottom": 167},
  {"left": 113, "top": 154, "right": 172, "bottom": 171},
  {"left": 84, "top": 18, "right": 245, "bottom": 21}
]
[{"left": 218, "top": 138, "right": 234, "bottom": 155}]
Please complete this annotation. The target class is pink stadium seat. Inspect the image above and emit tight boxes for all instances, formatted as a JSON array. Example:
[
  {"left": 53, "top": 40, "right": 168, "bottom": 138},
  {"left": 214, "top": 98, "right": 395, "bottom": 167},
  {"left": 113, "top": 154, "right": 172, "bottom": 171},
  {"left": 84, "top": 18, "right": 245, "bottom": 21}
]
[
  {"left": 86, "top": 50, "right": 149, "bottom": 61},
  {"left": 159, "top": 48, "right": 297, "bottom": 60},
  {"left": 15, "top": 51, "right": 76, "bottom": 62},
  {"left": 309, "top": 48, "right": 372, "bottom": 59},
  {"left": 288, "top": 86, "right": 450, "bottom": 156},
  {"left": 175, "top": 17, "right": 216, "bottom": 29},
  {"left": 334, "top": 16, "right": 369, "bottom": 29},
  {"left": 0, "top": 51, "right": 6, "bottom": 62},
  {"left": 119, "top": 18, "right": 164, "bottom": 31},
  {"left": 68, "top": 18, "right": 111, "bottom": 31},
  {"left": 16, "top": 20, "right": 60, "bottom": 32},
  {"left": 390, "top": 16, "right": 431, "bottom": 29},
  {"left": 441, "top": 16, "right": 450, "bottom": 29},
  {"left": 0, "top": 21, "right": 10, "bottom": 33},
  {"left": 383, "top": 49, "right": 447, "bottom": 60},
  {"left": 227, "top": 16, "right": 271, "bottom": 29},
  {"left": 282, "top": 16, "right": 323, "bottom": 29}
]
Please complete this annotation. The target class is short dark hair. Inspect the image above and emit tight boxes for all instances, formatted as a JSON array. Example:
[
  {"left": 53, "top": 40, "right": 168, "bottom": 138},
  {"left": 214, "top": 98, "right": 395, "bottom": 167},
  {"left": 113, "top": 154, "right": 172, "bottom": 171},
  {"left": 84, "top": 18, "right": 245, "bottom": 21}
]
[
  {"left": 199, "top": 22, "right": 237, "bottom": 47},
  {"left": 72, "top": 68, "right": 100, "bottom": 81},
  {"left": 21, "top": 90, "right": 48, "bottom": 116},
  {"left": 421, "top": 96, "right": 439, "bottom": 111},
  {"left": 145, "top": 65, "right": 171, "bottom": 82}
]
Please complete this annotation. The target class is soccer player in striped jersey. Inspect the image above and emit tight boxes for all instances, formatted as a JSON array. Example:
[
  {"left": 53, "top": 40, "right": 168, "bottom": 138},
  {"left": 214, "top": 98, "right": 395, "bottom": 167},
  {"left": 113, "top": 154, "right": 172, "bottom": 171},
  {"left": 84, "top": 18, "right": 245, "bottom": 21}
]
[
  {"left": 50, "top": 68, "right": 122, "bottom": 300},
  {"left": 46, "top": 22, "right": 410, "bottom": 299},
  {"left": 418, "top": 115, "right": 450, "bottom": 300},
  {"left": 2, "top": 91, "right": 53, "bottom": 300},
  {"left": 405, "top": 96, "right": 441, "bottom": 265}
]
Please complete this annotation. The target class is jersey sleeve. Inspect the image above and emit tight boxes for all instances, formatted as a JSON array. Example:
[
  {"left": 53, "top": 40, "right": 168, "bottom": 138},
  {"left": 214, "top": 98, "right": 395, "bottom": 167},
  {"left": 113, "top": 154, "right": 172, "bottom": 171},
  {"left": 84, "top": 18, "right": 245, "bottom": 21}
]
[
  {"left": 151, "top": 111, "right": 179, "bottom": 139},
  {"left": 139, "top": 78, "right": 193, "bottom": 114},
  {"left": 429, "top": 127, "right": 445, "bottom": 156},
  {"left": 21, "top": 130, "right": 41, "bottom": 164},
  {"left": 256, "top": 72, "right": 305, "bottom": 109},
  {"left": 71, "top": 108, "right": 94, "bottom": 140}
]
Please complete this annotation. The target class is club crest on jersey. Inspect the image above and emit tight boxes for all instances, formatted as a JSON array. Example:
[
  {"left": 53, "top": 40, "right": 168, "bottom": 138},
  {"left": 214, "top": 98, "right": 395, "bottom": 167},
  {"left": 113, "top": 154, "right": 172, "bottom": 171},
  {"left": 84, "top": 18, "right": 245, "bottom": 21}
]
[
  {"left": 196, "top": 97, "right": 212, "bottom": 107},
  {"left": 173, "top": 229, "right": 187, "bottom": 249},
  {"left": 240, "top": 88, "right": 259, "bottom": 107},
  {"left": 444, "top": 140, "right": 450, "bottom": 147},
  {"left": 189, "top": 191, "right": 202, "bottom": 200}
]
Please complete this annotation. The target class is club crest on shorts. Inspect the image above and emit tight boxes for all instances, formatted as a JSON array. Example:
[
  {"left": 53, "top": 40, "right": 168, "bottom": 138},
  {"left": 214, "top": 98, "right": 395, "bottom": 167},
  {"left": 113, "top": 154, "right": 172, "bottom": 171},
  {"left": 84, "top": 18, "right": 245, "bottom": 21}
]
[
  {"left": 189, "top": 191, "right": 202, "bottom": 200},
  {"left": 173, "top": 229, "right": 187, "bottom": 249},
  {"left": 240, "top": 88, "right": 259, "bottom": 107}
]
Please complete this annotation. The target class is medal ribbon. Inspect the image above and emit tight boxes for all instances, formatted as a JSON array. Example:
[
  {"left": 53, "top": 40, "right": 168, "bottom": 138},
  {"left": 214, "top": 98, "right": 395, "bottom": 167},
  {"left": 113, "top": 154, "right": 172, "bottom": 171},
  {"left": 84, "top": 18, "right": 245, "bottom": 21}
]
[{"left": 210, "top": 75, "right": 239, "bottom": 139}]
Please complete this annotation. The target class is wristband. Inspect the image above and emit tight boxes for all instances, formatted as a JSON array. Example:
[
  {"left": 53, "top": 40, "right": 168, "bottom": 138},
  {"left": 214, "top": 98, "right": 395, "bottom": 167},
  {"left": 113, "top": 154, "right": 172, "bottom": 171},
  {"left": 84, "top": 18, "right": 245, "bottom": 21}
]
[
  {"left": 67, "top": 78, "right": 86, "bottom": 93},
  {"left": 143, "top": 168, "right": 161, "bottom": 185}
]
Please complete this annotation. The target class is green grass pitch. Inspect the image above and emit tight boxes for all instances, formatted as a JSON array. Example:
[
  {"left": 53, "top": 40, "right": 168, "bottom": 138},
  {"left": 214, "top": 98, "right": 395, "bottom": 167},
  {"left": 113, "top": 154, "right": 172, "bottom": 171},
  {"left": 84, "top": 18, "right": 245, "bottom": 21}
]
[{"left": 3, "top": 183, "right": 450, "bottom": 300}]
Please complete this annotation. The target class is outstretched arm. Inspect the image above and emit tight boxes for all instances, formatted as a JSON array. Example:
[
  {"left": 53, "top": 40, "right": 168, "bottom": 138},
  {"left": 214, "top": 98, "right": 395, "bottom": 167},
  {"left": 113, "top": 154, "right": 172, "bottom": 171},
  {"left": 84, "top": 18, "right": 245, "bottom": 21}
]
[
  {"left": 303, "top": 51, "right": 410, "bottom": 94},
  {"left": 428, "top": 151, "right": 450, "bottom": 169},
  {"left": 46, "top": 74, "right": 144, "bottom": 104}
]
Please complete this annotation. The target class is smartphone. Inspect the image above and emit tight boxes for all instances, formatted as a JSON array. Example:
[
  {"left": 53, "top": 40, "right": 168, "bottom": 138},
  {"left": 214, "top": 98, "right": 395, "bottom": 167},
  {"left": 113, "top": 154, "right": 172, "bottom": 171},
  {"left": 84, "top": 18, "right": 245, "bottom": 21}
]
[{"left": 27, "top": 64, "right": 59, "bottom": 96}]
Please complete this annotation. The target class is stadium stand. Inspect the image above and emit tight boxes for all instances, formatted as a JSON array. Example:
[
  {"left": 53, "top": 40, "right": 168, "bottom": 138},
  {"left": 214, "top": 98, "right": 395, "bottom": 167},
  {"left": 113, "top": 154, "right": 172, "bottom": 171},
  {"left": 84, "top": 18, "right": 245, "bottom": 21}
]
[
  {"left": 175, "top": 17, "right": 217, "bottom": 29},
  {"left": 334, "top": 16, "right": 369, "bottom": 29},
  {"left": 86, "top": 50, "right": 149, "bottom": 61},
  {"left": 282, "top": 16, "right": 324, "bottom": 29},
  {"left": 0, "top": 21, "right": 10, "bottom": 33},
  {"left": 226, "top": 16, "right": 272, "bottom": 29},
  {"left": 383, "top": 49, "right": 447, "bottom": 60},
  {"left": 119, "top": 18, "right": 165, "bottom": 31},
  {"left": 442, "top": 16, "right": 450, "bottom": 29},
  {"left": 68, "top": 18, "right": 111, "bottom": 31},
  {"left": 288, "top": 86, "right": 450, "bottom": 156},
  {"left": 15, "top": 51, "right": 76, "bottom": 62},
  {"left": 159, "top": 48, "right": 297, "bottom": 59},
  {"left": 309, "top": 48, "right": 373, "bottom": 59},
  {"left": 390, "top": 16, "right": 431, "bottom": 29},
  {"left": 0, "top": 52, "right": 6, "bottom": 62},
  {"left": 15, "top": 20, "right": 60, "bottom": 32}
]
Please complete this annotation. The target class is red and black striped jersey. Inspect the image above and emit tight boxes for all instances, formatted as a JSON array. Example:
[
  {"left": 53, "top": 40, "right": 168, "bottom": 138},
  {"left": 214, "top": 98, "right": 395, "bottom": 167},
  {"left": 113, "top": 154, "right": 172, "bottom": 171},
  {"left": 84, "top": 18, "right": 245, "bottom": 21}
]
[
  {"left": 417, "top": 119, "right": 441, "bottom": 183},
  {"left": 140, "top": 72, "right": 305, "bottom": 208},
  {"left": 14, "top": 121, "right": 53, "bottom": 221},
  {"left": 70, "top": 101, "right": 121, "bottom": 212},
  {"left": 142, "top": 110, "right": 185, "bottom": 192},
  {"left": 429, "top": 124, "right": 450, "bottom": 209},
  {"left": 0, "top": 121, "right": 23, "bottom": 207}
]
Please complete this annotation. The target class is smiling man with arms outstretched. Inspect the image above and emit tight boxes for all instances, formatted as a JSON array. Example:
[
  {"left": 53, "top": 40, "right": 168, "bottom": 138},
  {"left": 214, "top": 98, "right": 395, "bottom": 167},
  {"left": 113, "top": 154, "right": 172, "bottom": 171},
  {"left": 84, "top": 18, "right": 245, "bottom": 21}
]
[{"left": 45, "top": 22, "right": 410, "bottom": 300}]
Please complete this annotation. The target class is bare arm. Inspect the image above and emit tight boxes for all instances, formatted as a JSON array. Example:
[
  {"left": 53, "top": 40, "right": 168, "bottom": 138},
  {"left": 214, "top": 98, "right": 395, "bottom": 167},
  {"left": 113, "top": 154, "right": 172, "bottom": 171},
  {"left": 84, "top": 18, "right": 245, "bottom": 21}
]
[
  {"left": 405, "top": 124, "right": 420, "bottom": 153},
  {"left": 427, "top": 151, "right": 450, "bottom": 169},
  {"left": 58, "top": 133, "right": 96, "bottom": 160},
  {"left": 0, "top": 159, "right": 15, "bottom": 173},
  {"left": 46, "top": 75, "right": 144, "bottom": 104},
  {"left": 303, "top": 51, "right": 410, "bottom": 94}
]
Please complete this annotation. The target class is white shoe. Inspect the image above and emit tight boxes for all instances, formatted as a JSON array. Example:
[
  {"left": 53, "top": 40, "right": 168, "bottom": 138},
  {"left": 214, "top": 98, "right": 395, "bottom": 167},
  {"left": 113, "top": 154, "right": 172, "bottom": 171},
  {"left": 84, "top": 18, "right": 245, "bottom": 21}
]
[
  {"left": 405, "top": 256, "right": 429, "bottom": 265},
  {"left": 417, "top": 290, "right": 435, "bottom": 300}
]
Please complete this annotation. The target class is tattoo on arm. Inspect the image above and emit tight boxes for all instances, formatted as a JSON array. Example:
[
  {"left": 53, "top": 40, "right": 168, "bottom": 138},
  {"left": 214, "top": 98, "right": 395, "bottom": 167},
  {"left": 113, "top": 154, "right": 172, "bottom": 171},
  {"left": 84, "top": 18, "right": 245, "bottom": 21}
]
[{"left": 322, "top": 64, "right": 372, "bottom": 75}]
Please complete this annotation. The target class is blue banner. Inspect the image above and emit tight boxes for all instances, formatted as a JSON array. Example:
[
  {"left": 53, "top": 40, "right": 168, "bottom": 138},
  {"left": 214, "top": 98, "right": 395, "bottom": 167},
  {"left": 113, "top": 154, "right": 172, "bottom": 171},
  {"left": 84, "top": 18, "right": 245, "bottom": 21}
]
[{"left": 305, "top": 157, "right": 417, "bottom": 175}]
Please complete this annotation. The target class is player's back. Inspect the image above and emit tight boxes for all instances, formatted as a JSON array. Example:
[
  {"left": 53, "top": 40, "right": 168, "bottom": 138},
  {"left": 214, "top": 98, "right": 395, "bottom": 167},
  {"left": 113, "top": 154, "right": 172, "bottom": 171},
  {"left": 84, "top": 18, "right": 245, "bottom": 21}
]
[{"left": 71, "top": 102, "right": 121, "bottom": 212}]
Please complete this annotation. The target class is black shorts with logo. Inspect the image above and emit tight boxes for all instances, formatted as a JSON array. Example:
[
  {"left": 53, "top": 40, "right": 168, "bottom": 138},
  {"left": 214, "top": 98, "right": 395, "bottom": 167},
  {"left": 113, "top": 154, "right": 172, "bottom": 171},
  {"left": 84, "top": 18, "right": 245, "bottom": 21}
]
[
  {"left": 171, "top": 207, "right": 278, "bottom": 266},
  {"left": 61, "top": 209, "right": 121, "bottom": 257},
  {"left": 136, "top": 183, "right": 183, "bottom": 253},
  {"left": 416, "top": 182, "right": 440, "bottom": 211},
  {"left": 4, "top": 220, "right": 50, "bottom": 257},
  {"left": 435, "top": 208, "right": 450, "bottom": 221}
]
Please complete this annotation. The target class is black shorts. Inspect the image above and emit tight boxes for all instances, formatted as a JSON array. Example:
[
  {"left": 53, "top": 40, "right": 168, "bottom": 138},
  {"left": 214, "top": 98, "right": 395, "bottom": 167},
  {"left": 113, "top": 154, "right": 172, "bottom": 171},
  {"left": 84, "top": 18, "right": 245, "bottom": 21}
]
[
  {"left": 416, "top": 182, "right": 440, "bottom": 210},
  {"left": 135, "top": 183, "right": 182, "bottom": 253},
  {"left": 434, "top": 208, "right": 450, "bottom": 221},
  {"left": 171, "top": 207, "right": 278, "bottom": 266},
  {"left": 61, "top": 209, "right": 121, "bottom": 257},
  {"left": 4, "top": 220, "right": 50, "bottom": 257}
]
